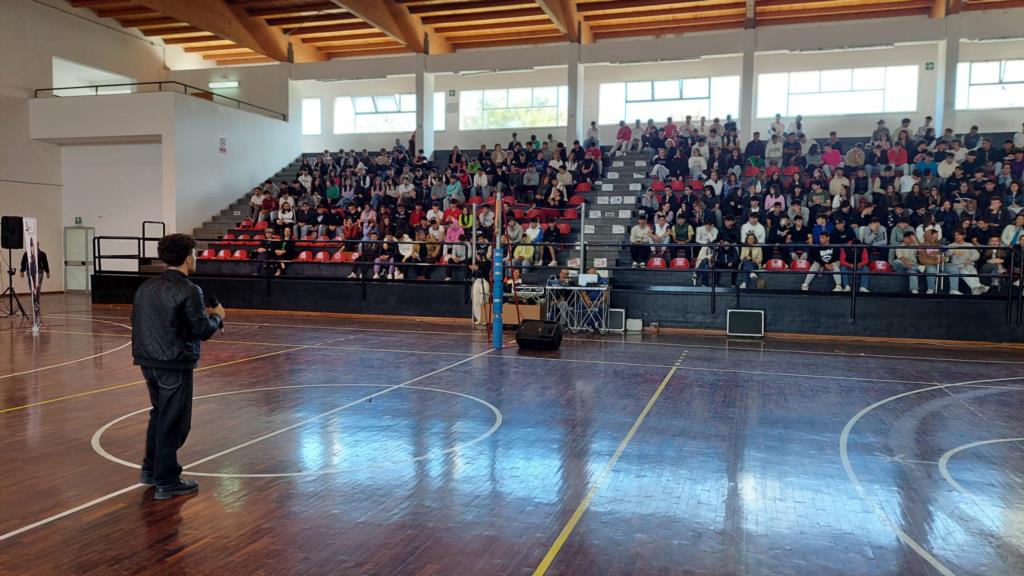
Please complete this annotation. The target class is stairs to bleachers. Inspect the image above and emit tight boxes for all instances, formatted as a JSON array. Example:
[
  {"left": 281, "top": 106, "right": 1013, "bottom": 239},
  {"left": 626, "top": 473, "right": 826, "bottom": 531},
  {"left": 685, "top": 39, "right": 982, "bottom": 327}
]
[
  {"left": 192, "top": 156, "right": 304, "bottom": 246},
  {"left": 569, "top": 151, "right": 652, "bottom": 272}
]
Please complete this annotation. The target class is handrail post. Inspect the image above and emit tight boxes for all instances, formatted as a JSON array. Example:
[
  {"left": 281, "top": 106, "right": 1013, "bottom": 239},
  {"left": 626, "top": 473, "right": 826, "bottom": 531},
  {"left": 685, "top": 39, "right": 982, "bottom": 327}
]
[
  {"left": 1007, "top": 247, "right": 1015, "bottom": 325},
  {"left": 850, "top": 247, "right": 857, "bottom": 321},
  {"left": 579, "top": 201, "right": 586, "bottom": 274},
  {"left": 710, "top": 244, "right": 717, "bottom": 314}
]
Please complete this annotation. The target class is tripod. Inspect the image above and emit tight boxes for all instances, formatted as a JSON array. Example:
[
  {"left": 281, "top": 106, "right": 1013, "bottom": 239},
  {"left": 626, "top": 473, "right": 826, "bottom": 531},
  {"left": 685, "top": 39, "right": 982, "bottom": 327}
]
[{"left": 2, "top": 248, "right": 27, "bottom": 320}]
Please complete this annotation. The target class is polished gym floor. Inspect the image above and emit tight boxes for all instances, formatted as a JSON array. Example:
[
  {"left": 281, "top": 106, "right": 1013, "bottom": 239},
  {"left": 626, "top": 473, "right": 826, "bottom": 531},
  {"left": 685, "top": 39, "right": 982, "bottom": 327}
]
[{"left": 0, "top": 294, "right": 1022, "bottom": 575}]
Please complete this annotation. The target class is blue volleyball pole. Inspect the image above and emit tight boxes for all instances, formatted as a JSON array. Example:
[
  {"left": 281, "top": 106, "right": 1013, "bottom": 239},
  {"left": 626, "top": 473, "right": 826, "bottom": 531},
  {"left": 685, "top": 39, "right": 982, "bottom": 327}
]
[{"left": 491, "top": 190, "right": 504, "bottom": 348}]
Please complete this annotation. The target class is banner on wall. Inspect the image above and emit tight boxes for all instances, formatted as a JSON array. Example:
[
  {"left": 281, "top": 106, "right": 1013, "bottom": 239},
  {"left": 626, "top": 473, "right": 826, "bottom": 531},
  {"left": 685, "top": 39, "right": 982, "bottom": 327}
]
[{"left": 22, "top": 217, "right": 41, "bottom": 332}]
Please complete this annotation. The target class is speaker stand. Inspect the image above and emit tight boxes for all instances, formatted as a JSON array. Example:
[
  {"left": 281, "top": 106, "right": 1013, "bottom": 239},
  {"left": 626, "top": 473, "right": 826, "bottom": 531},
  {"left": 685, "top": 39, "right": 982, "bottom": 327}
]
[{"left": 2, "top": 249, "right": 27, "bottom": 320}]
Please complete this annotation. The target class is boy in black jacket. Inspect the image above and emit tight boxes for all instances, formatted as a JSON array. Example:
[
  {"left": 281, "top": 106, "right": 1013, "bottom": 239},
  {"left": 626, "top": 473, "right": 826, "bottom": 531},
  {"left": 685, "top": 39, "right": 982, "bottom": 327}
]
[{"left": 801, "top": 231, "right": 842, "bottom": 292}]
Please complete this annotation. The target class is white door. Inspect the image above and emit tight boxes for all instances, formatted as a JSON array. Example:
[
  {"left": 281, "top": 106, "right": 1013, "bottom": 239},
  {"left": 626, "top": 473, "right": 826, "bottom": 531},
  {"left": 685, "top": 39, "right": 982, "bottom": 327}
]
[{"left": 63, "top": 226, "right": 94, "bottom": 291}]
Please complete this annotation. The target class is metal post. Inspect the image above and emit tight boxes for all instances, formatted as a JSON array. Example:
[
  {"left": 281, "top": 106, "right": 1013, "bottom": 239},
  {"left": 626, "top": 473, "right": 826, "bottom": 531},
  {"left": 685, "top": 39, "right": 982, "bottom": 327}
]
[
  {"left": 1006, "top": 247, "right": 1014, "bottom": 324},
  {"left": 470, "top": 203, "right": 478, "bottom": 324},
  {"left": 850, "top": 251, "right": 857, "bottom": 321},
  {"left": 492, "top": 192, "right": 504, "bottom": 348},
  {"left": 579, "top": 201, "right": 586, "bottom": 273},
  {"left": 710, "top": 244, "right": 717, "bottom": 314}
]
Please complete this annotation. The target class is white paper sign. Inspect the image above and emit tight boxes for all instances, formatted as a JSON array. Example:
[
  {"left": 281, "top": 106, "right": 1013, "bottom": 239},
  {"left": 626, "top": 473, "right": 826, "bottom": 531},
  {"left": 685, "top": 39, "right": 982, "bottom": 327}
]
[
  {"left": 612, "top": 225, "right": 626, "bottom": 234},
  {"left": 618, "top": 209, "right": 632, "bottom": 218},
  {"left": 568, "top": 258, "right": 581, "bottom": 268},
  {"left": 607, "top": 172, "right": 619, "bottom": 179},
  {"left": 597, "top": 196, "right": 609, "bottom": 204},
  {"left": 629, "top": 183, "right": 642, "bottom": 191},
  {"left": 610, "top": 196, "right": 623, "bottom": 204},
  {"left": 612, "top": 161, "right": 624, "bottom": 167},
  {"left": 583, "top": 224, "right": 595, "bottom": 234},
  {"left": 589, "top": 210, "right": 602, "bottom": 219},
  {"left": 601, "top": 184, "right": 613, "bottom": 191},
  {"left": 623, "top": 196, "right": 636, "bottom": 204},
  {"left": 604, "top": 211, "right": 616, "bottom": 218},
  {"left": 635, "top": 160, "right": 647, "bottom": 167},
  {"left": 594, "top": 258, "right": 608, "bottom": 268}
]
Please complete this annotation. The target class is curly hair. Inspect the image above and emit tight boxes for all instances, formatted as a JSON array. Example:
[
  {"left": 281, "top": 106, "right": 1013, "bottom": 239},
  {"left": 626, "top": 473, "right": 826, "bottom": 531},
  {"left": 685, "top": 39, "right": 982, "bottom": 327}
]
[{"left": 157, "top": 233, "right": 196, "bottom": 267}]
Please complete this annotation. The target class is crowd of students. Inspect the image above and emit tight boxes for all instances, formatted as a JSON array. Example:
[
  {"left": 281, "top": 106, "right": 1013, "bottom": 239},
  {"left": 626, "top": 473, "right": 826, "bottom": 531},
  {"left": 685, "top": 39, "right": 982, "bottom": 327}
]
[{"left": 622, "top": 115, "right": 1024, "bottom": 295}]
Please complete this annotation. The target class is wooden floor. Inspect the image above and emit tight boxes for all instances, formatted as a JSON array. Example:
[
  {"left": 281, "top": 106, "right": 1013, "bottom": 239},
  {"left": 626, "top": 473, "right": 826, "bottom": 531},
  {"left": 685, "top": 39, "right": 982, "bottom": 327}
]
[{"left": 1, "top": 294, "right": 1023, "bottom": 575}]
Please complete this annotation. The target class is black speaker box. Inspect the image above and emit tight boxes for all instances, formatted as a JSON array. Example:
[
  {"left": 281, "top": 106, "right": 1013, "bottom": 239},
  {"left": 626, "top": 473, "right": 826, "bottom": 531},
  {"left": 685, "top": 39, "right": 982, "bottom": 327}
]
[
  {"left": 1, "top": 216, "right": 24, "bottom": 250},
  {"left": 515, "top": 320, "right": 562, "bottom": 351}
]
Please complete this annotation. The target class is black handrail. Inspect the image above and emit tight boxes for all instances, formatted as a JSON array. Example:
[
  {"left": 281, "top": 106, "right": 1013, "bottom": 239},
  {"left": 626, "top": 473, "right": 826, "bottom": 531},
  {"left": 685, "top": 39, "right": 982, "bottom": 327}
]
[{"left": 33, "top": 81, "right": 286, "bottom": 121}]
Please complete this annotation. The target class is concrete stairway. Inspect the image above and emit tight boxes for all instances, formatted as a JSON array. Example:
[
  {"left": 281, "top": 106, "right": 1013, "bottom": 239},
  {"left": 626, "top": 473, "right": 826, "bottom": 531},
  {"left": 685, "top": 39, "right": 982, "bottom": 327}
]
[
  {"left": 191, "top": 156, "right": 304, "bottom": 245},
  {"left": 570, "top": 150, "right": 652, "bottom": 271}
]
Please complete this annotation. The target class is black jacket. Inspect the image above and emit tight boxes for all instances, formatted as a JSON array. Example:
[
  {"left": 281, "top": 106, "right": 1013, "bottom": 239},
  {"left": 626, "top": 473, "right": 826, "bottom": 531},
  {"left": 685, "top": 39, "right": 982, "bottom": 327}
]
[{"left": 131, "top": 270, "right": 220, "bottom": 369}]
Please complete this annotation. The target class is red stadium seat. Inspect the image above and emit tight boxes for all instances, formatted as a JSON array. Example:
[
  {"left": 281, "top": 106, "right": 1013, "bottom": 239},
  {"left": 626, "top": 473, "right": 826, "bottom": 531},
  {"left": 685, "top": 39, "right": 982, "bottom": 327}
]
[
  {"left": 690, "top": 180, "right": 704, "bottom": 190},
  {"left": 647, "top": 257, "right": 667, "bottom": 269},
  {"left": 765, "top": 166, "right": 781, "bottom": 177},
  {"left": 670, "top": 257, "right": 691, "bottom": 270},
  {"left": 254, "top": 221, "right": 269, "bottom": 230},
  {"left": 541, "top": 208, "right": 560, "bottom": 220},
  {"left": 253, "top": 234, "right": 265, "bottom": 240},
  {"left": 790, "top": 259, "right": 811, "bottom": 271},
  {"left": 526, "top": 208, "right": 543, "bottom": 220},
  {"left": 512, "top": 209, "right": 525, "bottom": 220},
  {"left": 670, "top": 179, "right": 686, "bottom": 191},
  {"left": 238, "top": 234, "right": 250, "bottom": 240},
  {"left": 339, "top": 251, "right": 359, "bottom": 263},
  {"left": 216, "top": 249, "right": 232, "bottom": 260},
  {"left": 199, "top": 249, "right": 216, "bottom": 260},
  {"left": 783, "top": 166, "right": 801, "bottom": 177},
  {"left": 651, "top": 180, "right": 666, "bottom": 192},
  {"left": 870, "top": 260, "right": 892, "bottom": 273},
  {"left": 575, "top": 182, "right": 592, "bottom": 192},
  {"left": 562, "top": 209, "right": 579, "bottom": 220},
  {"left": 468, "top": 195, "right": 484, "bottom": 205},
  {"left": 296, "top": 251, "right": 313, "bottom": 261},
  {"left": 743, "top": 166, "right": 759, "bottom": 177},
  {"left": 567, "top": 195, "right": 586, "bottom": 206},
  {"left": 557, "top": 223, "right": 571, "bottom": 235},
  {"left": 765, "top": 259, "right": 787, "bottom": 271},
  {"left": 314, "top": 251, "right": 330, "bottom": 262},
  {"left": 232, "top": 250, "right": 248, "bottom": 260},
  {"left": 222, "top": 233, "right": 236, "bottom": 240}
]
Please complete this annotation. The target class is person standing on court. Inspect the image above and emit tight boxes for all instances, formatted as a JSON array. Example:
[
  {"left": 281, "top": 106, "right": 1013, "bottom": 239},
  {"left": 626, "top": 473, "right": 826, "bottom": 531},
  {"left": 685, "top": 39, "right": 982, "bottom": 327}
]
[{"left": 131, "top": 234, "right": 224, "bottom": 500}]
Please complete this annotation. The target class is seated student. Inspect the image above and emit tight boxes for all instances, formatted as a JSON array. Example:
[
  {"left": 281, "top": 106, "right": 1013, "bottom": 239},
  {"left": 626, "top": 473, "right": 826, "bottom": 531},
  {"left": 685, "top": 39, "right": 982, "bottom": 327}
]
[
  {"left": 738, "top": 232, "right": 763, "bottom": 289},
  {"left": 629, "top": 215, "right": 654, "bottom": 267},
  {"left": 255, "top": 227, "right": 295, "bottom": 277},
  {"left": 839, "top": 241, "right": 870, "bottom": 293},
  {"left": 443, "top": 233, "right": 468, "bottom": 281},
  {"left": 512, "top": 233, "right": 535, "bottom": 271},
  {"left": 890, "top": 231, "right": 920, "bottom": 293},
  {"left": 801, "top": 231, "right": 842, "bottom": 291},
  {"left": 540, "top": 220, "right": 562, "bottom": 267},
  {"left": 947, "top": 228, "right": 990, "bottom": 295}
]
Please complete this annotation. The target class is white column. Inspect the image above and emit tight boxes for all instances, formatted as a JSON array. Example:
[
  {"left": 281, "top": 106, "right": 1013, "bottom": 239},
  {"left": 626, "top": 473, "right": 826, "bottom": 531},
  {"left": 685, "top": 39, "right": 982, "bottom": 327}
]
[
  {"left": 933, "top": 15, "right": 960, "bottom": 136},
  {"left": 415, "top": 55, "right": 435, "bottom": 157},
  {"left": 740, "top": 30, "right": 756, "bottom": 142},
  {"left": 566, "top": 43, "right": 585, "bottom": 144}
]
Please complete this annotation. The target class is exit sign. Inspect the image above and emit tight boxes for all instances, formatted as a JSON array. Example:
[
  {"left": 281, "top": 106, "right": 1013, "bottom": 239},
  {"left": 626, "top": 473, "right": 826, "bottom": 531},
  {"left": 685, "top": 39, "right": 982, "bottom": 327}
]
[{"left": 925, "top": 62, "right": 935, "bottom": 71}]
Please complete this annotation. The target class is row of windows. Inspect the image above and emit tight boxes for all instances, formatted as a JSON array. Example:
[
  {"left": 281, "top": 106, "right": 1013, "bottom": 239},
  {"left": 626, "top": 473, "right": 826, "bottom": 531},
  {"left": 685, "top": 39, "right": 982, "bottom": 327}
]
[{"left": 299, "top": 59, "right": 1024, "bottom": 136}]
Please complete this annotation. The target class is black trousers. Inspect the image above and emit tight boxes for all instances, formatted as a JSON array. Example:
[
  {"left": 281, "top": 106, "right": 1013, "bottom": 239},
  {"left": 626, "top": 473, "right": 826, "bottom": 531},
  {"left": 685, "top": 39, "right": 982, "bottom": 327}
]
[{"left": 141, "top": 367, "right": 194, "bottom": 488}]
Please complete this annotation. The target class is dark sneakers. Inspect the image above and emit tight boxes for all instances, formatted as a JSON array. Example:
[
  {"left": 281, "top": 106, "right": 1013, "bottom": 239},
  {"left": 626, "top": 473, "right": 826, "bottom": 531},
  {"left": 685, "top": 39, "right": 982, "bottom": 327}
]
[
  {"left": 154, "top": 479, "right": 199, "bottom": 501},
  {"left": 139, "top": 471, "right": 154, "bottom": 485}
]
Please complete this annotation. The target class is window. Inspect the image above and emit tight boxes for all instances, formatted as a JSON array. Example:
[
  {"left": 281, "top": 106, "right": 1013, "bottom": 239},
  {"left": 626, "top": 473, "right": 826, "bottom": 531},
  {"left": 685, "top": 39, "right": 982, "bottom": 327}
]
[
  {"left": 301, "top": 98, "right": 321, "bottom": 135},
  {"left": 459, "top": 86, "right": 568, "bottom": 130},
  {"left": 756, "top": 65, "right": 918, "bottom": 118},
  {"left": 597, "top": 76, "right": 740, "bottom": 126},
  {"left": 956, "top": 60, "right": 1024, "bottom": 110},
  {"left": 331, "top": 92, "right": 447, "bottom": 134}
]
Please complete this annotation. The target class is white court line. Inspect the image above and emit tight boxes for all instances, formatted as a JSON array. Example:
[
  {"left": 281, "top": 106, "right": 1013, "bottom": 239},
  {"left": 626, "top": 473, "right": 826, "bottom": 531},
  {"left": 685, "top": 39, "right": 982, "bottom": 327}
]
[
  {"left": 91, "top": 383, "right": 503, "bottom": 478},
  {"left": 565, "top": 336, "right": 1024, "bottom": 365},
  {"left": 839, "top": 375, "right": 1024, "bottom": 576},
  {"left": 938, "top": 437, "right": 1024, "bottom": 500},
  {"left": 0, "top": 317, "right": 132, "bottom": 381},
  {"left": 0, "top": 347, "right": 494, "bottom": 543},
  {"left": 494, "top": 354, "right": 934, "bottom": 385}
]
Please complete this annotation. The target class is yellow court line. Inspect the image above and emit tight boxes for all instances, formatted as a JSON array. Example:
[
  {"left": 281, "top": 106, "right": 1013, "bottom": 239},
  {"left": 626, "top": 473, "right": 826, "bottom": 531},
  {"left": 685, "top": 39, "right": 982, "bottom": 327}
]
[
  {"left": 0, "top": 346, "right": 308, "bottom": 415},
  {"left": 532, "top": 365, "right": 677, "bottom": 575}
]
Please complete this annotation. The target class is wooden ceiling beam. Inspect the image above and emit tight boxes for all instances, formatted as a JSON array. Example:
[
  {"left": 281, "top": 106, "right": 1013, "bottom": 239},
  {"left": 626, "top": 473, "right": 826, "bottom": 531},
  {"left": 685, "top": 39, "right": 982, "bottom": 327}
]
[
  {"left": 314, "top": 36, "right": 400, "bottom": 48},
  {"left": 407, "top": 1, "right": 535, "bottom": 15},
  {"left": 245, "top": 2, "right": 339, "bottom": 18},
  {"left": 182, "top": 41, "right": 238, "bottom": 51},
  {"left": 756, "top": 6, "right": 930, "bottom": 25},
  {"left": 288, "top": 22, "right": 376, "bottom": 36},
  {"left": 584, "top": 3, "right": 746, "bottom": 22},
  {"left": 577, "top": 0, "right": 738, "bottom": 14},
  {"left": 94, "top": 5, "right": 156, "bottom": 18},
  {"left": 69, "top": 0, "right": 132, "bottom": 7},
  {"left": 447, "top": 35, "right": 565, "bottom": 49},
  {"left": 264, "top": 12, "right": 353, "bottom": 26},
  {"left": 536, "top": 0, "right": 593, "bottom": 43},
  {"left": 117, "top": 16, "right": 179, "bottom": 28},
  {"left": 215, "top": 56, "right": 275, "bottom": 66},
  {"left": 328, "top": 0, "right": 453, "bottom": 53},
  {"left": 440, "top": 23, "right": 560, "bottom": 37},
  {"left": 141, "top": 25, "right": 203, "bottom": 37},
  {"left": 134, "top": 0, "right": 326, "bottom": 61},
  {"left": 448, "top": 31, "right": 566, "bottom": 43},
  {"left": 324, "top": 46, "right": 412, "bottom": 58},
  {"left": 160, "top": 33, "right": 221, "bottom": 44},
  {"left": 421, "top": 7, "right": 547, "bottom": 24}
]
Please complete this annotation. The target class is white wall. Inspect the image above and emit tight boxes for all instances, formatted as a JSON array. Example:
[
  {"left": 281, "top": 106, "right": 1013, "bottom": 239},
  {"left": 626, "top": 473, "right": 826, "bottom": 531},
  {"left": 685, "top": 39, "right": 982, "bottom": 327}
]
[
  {"left": 173, "top": 92, "right": 299, "bottom": 233},
  {"left": 168, "top": 63, "right": 291, "bottom": 120},
  {"left": 31, "top": 91, "right": 299, "bottom": 236}
]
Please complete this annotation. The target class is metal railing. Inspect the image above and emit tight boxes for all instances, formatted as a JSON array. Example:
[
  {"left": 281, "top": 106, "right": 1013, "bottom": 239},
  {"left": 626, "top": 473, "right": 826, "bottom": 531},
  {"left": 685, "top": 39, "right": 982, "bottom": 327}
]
[
  {"left": 92, "top": 233, "right": 1024, "bottom": 326},
  {"left": 33, "top": 81, "right": 286, "bottom": 121}
]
